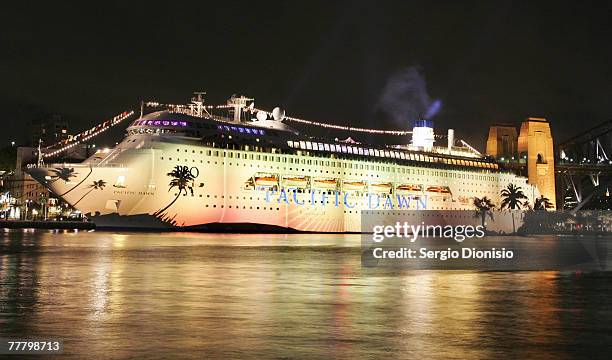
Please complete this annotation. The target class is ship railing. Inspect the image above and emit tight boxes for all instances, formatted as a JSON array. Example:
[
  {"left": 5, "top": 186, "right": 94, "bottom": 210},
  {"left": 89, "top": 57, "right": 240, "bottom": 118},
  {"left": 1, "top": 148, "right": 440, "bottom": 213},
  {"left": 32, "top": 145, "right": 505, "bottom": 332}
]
[{"left": 27, "top": 162, "right": 127, "bottom": 169}]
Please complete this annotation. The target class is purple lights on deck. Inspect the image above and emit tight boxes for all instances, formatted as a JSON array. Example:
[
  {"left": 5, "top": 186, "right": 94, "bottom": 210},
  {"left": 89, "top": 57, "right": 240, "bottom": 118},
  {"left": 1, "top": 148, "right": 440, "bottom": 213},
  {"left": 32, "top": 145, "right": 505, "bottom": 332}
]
[
  {"left": 132, "top": 119, "right": 265, "bottom": 136},
  {"left": 218, "top": 125, "right": 265, "bottom": 136},
  {"left": 134, "top": 120, "right": 188, "bottom": 127}
]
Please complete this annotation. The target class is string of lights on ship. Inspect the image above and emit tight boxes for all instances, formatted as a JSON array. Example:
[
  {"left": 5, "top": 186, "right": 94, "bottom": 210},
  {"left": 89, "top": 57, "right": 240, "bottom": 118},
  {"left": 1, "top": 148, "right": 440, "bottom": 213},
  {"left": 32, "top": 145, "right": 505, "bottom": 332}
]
[
  {"left": 178, "top": 125, "right": 501, "bottom": 172},
  {"left": 40, "top": 103, "right": 498, "bottom": 172}
]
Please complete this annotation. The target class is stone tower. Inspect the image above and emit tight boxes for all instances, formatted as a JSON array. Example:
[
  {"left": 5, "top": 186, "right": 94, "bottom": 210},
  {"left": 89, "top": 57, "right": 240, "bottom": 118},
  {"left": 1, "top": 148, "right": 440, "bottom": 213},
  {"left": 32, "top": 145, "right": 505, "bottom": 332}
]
[
  {"left": 517, "top": 117, "right": 556, "bottom": 208},
  {"left": 486, "top": 124, "right": 518, "bottom": 158}
]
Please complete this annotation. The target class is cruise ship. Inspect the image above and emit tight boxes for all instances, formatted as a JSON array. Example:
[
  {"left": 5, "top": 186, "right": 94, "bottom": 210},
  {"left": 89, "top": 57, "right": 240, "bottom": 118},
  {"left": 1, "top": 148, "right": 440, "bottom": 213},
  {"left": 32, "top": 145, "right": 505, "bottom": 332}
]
[{"left": 27, "top": 94, "right": 540, "bottom": 231}]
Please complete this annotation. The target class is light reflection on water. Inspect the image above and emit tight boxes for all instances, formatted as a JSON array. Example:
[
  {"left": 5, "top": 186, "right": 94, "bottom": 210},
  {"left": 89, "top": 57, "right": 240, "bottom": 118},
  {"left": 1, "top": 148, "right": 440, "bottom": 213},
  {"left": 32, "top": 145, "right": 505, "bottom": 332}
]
[{"left": 1, "top": 230, "right": 611, "bottom": 359}]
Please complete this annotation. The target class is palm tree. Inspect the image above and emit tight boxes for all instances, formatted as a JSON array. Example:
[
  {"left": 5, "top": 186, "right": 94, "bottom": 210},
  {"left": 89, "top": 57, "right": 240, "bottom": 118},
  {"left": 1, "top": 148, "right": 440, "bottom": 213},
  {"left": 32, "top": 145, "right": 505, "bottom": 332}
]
[
  {"left": 534, "top": 195, "right": 554, "bottom": 210},
  {"left": 473, "top": 196, "right": 495, "bottom": 229},
  {"left": 500, "top": 184, "right": 528, "bottom": 210},
  {"left": 154, "top": 165, "right": 195, "bottom": 216},
  {"left": 73, "top": 179, "right": 107, "bottom": 206},
  {"left": 523, "top": 200, "right": 532, "bottom": 210},
  {"left": 500, "top": 183, "right": 528, "bottom": 233}
]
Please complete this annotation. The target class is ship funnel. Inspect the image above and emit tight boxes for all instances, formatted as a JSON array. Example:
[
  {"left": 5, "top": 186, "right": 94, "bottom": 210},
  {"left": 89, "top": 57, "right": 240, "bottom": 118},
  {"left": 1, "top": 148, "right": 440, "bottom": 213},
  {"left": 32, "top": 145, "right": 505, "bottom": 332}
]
[
  {"left": 447, "top": 129, "right": 454, "bottom": 152},
  {"left": 412, "top": 120, "right": 435, "bottom": 149}
]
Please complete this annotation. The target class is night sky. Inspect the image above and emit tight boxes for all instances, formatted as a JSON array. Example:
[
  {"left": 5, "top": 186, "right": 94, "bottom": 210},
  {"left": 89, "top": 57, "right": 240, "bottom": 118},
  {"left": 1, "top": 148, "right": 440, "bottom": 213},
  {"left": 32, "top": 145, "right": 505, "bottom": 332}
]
[{"left": 2, "top": 0, "right": 610, "bottom": 150}]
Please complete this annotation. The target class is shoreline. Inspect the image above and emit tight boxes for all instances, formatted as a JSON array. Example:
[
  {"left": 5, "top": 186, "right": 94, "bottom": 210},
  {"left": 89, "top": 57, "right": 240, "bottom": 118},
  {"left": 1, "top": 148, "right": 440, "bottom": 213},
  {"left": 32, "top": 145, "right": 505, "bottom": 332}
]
[
  {"left": 0, "top": 220, "right": 95, "bottom": 230},
  {"left": 0, "top": 220, "right": 610, "bottom": 236}
]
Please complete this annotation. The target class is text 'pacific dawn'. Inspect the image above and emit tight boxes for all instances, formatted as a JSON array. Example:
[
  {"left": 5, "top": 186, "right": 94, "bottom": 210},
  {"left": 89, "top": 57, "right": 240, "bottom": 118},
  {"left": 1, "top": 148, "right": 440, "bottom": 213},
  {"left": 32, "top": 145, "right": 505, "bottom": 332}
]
[{"left": 259, "top": 187, "right": 429, "bottom": 209}]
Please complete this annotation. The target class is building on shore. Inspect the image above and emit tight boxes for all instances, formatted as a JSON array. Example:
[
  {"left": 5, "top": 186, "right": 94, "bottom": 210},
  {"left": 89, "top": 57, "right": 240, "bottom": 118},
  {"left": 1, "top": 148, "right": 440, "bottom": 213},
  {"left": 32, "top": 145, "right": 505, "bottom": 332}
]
[
  {"left": 31, "top": 114, "right": 70, "bottom": 147},
  {"left": 486, "top": 117, "right": 556, "bottom": 208},
  {"left": 3, "top": 145, "right": 90, "bottom": 219}
]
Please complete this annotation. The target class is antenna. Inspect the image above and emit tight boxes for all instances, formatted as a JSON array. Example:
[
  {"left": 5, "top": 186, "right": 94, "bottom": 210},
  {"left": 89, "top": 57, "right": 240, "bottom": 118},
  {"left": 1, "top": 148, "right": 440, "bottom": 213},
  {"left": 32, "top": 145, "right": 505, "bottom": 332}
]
[{"left": 272, "top": 107, "right": 285, "bottom": 121}]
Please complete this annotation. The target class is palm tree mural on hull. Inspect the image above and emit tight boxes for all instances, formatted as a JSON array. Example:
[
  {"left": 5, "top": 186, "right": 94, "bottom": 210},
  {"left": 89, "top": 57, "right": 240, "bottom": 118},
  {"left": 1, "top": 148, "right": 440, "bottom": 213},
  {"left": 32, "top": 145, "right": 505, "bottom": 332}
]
[
  {"left": 500, "top": 183, "right": 528, "bottom": 233},
  {"left": 473, "top": 196, "right": 495, "bottom": 229},
  {"left": 48, "top": 167, "right": 77, "bottom": 183},
  {"left": 154, "top": 165, "right": 196, "bottom": 217},
  {"left": 73, "top": 180, "right": 107, "bottom": 206},
  {"left": 55, "top": 166, "right": 93, "bottom": 197}
]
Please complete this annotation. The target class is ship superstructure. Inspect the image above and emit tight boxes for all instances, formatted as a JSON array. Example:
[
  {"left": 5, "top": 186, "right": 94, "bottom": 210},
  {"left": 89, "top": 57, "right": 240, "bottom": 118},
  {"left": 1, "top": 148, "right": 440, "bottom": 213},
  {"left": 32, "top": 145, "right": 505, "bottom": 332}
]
[{"left": 27, "top": 94, "right": 540, "bottom": 231}]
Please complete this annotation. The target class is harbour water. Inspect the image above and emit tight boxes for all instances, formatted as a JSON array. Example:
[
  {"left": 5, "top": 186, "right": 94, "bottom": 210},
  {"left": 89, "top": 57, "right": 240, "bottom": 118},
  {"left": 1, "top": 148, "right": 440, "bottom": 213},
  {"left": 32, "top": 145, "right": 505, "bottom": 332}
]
[{"left": 1, "top": 230, "right": 612, "bottom": 359}]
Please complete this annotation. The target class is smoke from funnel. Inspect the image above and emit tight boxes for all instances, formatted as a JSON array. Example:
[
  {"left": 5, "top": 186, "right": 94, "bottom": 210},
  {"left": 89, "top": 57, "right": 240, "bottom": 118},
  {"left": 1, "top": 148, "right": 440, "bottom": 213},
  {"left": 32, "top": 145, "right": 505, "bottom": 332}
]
[
  {"left": 375, "top": 67, "right": 441, "bottom": 125},
  {"left": 425, "top": 99, "right": 442, "bottom": 119}
]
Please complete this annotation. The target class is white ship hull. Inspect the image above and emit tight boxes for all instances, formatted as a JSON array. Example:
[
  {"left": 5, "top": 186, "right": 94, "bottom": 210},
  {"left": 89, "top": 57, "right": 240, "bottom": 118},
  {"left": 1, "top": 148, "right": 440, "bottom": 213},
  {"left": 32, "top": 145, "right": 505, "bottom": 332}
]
[{"left": 28, "top": 145, "right": 538, "bottom": 232}]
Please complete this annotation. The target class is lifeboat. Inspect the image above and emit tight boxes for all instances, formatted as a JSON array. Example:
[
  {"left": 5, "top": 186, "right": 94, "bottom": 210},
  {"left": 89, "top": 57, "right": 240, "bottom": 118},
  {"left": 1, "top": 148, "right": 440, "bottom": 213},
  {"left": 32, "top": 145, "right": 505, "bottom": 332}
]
[
  {"left": 282, "top": 176, "right": 309, "bottom": 188},
  {"left": 396, "top": 184, "right": 422, "bottom": 192},
  {"left": 370, "top": 182, "right": 392, "bottom": 192},
  {"left": 313, "top": 178, "right": 338, "bottom": 189},
  {"left": 254, "top": 175, "right": 278, "bottom": 187},
  {"left": 426, "top": 186, "right": 451, "bottom": 194},
  {"left": 343, "top": 180, "right": 366, "bottom": 190}
]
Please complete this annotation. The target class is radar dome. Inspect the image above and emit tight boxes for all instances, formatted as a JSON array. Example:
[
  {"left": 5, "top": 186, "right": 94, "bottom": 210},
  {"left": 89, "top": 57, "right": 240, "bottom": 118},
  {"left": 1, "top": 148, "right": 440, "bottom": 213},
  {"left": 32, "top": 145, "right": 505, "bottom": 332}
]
[
  {"left": 256, "top": 111, "right": 267, "bottom": 121},
  {"left": 272, "top": 107, "right": 285, "bottom": 121}
]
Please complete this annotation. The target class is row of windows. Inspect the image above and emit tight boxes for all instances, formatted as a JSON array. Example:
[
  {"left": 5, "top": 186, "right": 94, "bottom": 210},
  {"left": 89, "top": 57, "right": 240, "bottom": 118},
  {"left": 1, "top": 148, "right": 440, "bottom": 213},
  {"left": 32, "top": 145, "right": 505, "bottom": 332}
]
[
  {"left": 166, "top": 147, "right": 501, "bottom": 181},
  {"left": 286, "top": 140, "right": 497, "bottom": 169},
  {"left": 158, "top": 202, "right": 465, "bottom": 212},
  {"left": 128, "top": 130, "right": 499, "bottom": 174}
]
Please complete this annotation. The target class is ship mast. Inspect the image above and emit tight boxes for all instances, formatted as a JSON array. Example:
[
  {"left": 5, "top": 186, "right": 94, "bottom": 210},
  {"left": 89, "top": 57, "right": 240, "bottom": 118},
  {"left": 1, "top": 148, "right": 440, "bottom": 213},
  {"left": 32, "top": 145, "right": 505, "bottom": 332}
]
[
  {"left": 37, "top": 138, "right": 44, "bottom": 167},
  {"left": 190, "top": 92, "right": 209, "bottom": 117},
  {"left": 227, "top": 95, "right": 254, "bottom": 123}
]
